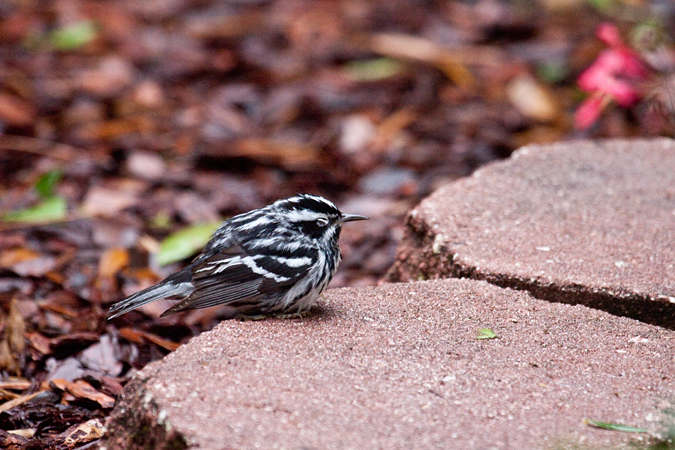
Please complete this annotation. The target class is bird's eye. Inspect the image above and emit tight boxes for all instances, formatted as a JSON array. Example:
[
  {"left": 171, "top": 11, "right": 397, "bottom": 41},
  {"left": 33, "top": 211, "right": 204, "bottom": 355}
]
[{"left": 316, "top": 217, "right": 329, "bottom": 227}]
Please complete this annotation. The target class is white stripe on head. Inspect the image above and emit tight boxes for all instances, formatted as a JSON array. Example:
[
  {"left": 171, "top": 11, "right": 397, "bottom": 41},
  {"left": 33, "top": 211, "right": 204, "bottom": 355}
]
[
  {"left": 304, "top": 194, "right": 337, "bottom": 209},
  {"left": 284, "top": 194, "right": 338, "bottom": 210},
  {"left": 285, "top": 208, "right": 323, "bottom": 223}
]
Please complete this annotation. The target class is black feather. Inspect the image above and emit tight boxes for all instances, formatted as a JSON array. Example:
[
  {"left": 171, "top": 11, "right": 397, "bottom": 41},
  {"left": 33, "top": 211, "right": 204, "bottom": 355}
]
[{"left": 107, "top": 194, "right": 367, "bottom": 320}]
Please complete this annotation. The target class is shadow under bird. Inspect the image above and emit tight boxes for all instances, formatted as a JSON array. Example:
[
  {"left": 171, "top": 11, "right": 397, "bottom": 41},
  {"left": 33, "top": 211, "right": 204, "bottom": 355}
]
[{"left": 108, "top": 194, "right": 368, "bottom": 320}]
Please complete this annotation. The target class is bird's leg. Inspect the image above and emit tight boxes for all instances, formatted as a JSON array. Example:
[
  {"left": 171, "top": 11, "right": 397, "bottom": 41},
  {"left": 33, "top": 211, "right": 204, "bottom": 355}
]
[
  {"left": 272, "top": 311, "right": 312, "bottom": 320},
  {"left": 237, "top": 314, "right": 269, "bottom": 321}
]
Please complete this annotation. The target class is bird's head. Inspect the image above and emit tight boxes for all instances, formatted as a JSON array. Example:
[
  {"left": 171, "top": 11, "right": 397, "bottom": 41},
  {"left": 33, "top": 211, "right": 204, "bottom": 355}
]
[{"left": 274, "top": 194, "right": 368, "bottom": 243}]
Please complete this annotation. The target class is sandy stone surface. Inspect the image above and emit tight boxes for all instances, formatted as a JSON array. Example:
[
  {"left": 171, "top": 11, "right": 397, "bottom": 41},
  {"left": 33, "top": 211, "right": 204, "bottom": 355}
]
[
  {"left": 387, "top": 138, "right": 675, "bottom": 328},
  {"left": 102, "top": 279, "right": 674, "bottom": 450}
]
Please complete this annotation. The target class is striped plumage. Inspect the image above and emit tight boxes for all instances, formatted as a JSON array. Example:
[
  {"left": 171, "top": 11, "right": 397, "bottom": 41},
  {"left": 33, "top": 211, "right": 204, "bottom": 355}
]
[{"left": 108, "top": 194, "right": 367, "bottom": 320}]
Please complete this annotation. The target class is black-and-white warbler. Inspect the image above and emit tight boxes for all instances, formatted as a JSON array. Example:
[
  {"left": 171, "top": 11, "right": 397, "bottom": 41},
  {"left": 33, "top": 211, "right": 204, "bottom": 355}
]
[{"left": 108, "top": 194, "right": 367, "bottom": 320}]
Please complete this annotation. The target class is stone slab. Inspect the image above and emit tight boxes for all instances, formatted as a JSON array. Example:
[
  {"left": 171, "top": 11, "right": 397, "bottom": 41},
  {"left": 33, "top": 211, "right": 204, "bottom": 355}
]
[
  {"left": 102, "top": 279, "right": 674, "bottom": 450},
  {"left": 387, "top": 139, "right": 675, "bottom": 328}
]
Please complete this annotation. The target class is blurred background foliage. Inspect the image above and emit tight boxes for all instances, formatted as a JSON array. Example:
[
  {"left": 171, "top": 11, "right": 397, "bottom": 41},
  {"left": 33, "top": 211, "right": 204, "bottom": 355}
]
[{"left": 0, "top": 1, "right": 674, "bottom": 446}]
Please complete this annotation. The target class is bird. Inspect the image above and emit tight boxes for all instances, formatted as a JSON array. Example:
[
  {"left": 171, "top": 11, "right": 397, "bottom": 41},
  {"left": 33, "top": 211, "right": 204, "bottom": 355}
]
[{"left": 108, "top": 194, "right": 368, "bottom": 320}]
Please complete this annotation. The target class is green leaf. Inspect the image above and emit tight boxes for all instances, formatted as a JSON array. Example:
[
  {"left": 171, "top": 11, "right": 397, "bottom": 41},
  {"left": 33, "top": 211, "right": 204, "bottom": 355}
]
[
  {"left": 157, "top": 222, "right": 220, "bottom": 266},
  {"left": 149, "top": 212, "right": 172, "bottom": 230},
  {"left": 587, "top": 0, "right": 617, "bottom": 13},
  {"left": 476, "top": 328, "right": 498, "bottom": 340},
  {"left": 536, "top": 61, "right": 568, "bottom": 84},
  {"left": 35, "top": 170, "right": 63, "bottom": 198},
  {"left": 344, "top": 58, "right": 404, "bottom": 82},
  {"left": 2, "top": 196, "right": 67, "bottom": 223},
  {"left": 49, "top": 21, "right": 98, "bottom": 51},
  {"left": 586, "top": 420, "right": 648, "bottom": 433}
]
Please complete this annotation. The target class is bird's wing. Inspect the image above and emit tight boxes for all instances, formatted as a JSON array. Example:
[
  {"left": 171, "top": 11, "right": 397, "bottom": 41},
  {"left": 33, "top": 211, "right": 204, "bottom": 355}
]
[{"left": 160, "top": 243, "right": 315, "bottom": 316}]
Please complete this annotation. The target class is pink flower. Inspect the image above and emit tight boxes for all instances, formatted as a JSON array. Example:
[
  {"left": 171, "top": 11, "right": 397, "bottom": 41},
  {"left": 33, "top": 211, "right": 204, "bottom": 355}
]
[
  {"left": 575, "top": 23, "right": 650, "bottom": 129},
  {"left": 574, "top": 94, "right": 607, "bottom": 130}
]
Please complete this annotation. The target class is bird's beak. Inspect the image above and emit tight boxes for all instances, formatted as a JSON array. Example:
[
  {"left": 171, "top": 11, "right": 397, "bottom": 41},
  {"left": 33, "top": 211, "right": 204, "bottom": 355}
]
[{"left": 339, "top": 213, "right": 369, "bottom": 223}]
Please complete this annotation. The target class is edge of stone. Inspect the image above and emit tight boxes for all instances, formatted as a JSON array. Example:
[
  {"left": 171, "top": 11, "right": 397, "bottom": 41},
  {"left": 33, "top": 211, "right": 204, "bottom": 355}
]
[
  {"left": 101, "top": 363, "right": 189, "bottom": 450},
  {"left": 386, "top": 138, "right": 675, "bottom": 329}
]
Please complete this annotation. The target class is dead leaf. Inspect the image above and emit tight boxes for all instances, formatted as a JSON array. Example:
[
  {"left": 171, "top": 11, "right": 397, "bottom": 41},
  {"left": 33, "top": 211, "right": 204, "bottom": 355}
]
[
  {"left": 26, "top": 332, "right": 51, "bottom": 355},
  {"left": 367, "top": 32, "right": 502, "bottom": 87},
  {"left": 49, "top": 332, "right": 100, "bottom": 351},
  {"left": 40, "top": 303, "right": 80, "bottom": 319},
  {"left": 98, "top": 247, "right": 130, "bottom": 278},
  {"left": 0, "top": 388, "right": 19, "bottom": 401},
  {"left": 0, "top": 428, "right": 29, "bottom": 448},
  {"left": 371, "top": 108, "right": 417, "bottom": 153},
  {"left": 0, "top": 390, "right": 45, "bottom": 414},
  {"left": 81, "top": 182, "right": 143, "bottom": 216},
  {"left": 98, "top": 376, "right": 124, "bottom": 397},
  {"left": 6, "top": 428, "right": 34, "bottom": 438},
  {"left": 50, "top": 379, "right": 115, "bottom": 409},
  {"left": 118, "top": 327, "right": 181, "bottom": 351},
  {"left": 78, "top": 334, "right": 124, "bottom": 377},
  {"left": 126, "top": 150, "right": 167, "bottom": 180},
  {"left": 10, "top": 255, "right": 57, "bottom": 277},
  {"left": 186, "top": 10, "right": 262, "bottom": 38},
  {"left": 506, "top": 74, "right": 560, "bottom": 122},
  {"left": 0, "top": 92, "right": 35, "bottom": 127},
  {"left": 116, "top": 327, "right": 143, "bottom": 344},
  {"left": 0, "top": 299, "right": 26, "bottom": 375},
  {"left": 231, "top": 138, "right": 323, "bottom": 169},
  {"left": 62, "top": 418, "right": 104, "bottom": 447},
  {"left": 0, "top": 378, "right": 32, "bottom": 391},
  {"left": 0, "top": 248, "right": 41, "bottom": 267}
]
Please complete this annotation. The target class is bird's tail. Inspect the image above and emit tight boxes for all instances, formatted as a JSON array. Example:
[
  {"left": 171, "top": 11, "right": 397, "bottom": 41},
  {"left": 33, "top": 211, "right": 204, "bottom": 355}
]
[{"left": 107, "top": 270, "right": 193, "bottom": 319}]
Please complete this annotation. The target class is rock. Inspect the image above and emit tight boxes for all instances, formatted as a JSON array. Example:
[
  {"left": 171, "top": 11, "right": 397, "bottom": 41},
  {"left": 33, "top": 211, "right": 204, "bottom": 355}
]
[
  {"left": 101, "top": 279, "right": 674, "bottom": 450},
  {"left": 387, "top": 138, "right": 675, "bottom": 328}
]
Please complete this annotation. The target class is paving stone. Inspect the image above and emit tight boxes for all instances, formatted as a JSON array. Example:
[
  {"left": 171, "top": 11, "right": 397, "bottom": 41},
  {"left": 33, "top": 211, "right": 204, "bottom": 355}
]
[
  {"left": 102, "top": 279, "right": 674, "bottom": 450},
  {"left": 387, "top": 138, "right": 675, "bottom": 328}
]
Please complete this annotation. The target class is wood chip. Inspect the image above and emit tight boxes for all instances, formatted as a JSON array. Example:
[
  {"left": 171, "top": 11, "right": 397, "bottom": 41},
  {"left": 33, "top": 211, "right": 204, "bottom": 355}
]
[
  {"left": 62, "top": 418, "right": 104, "bottom": 447},
  {"left": 98, "top": 247, "right": 130, "bottom": 278},
  {"left": 50, "top": 379, "right": 115, "bottom": 409},
  {"left": 118, "top": 327, "right": 181, "bottom": 351},
  {"left": 7, "top": 428, "right": 35, "bottom": 438},
  {"left": 0, "top": 378, "right": 32, "bottom": 391},
  {"left": 0, "top": 390, "right": 45, "bottom": 414}
]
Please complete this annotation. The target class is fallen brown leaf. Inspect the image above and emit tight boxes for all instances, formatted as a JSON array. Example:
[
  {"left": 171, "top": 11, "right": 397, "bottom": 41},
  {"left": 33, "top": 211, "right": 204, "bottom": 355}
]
[
  {"left": 118, "top": 327, "right": 181, "bottom": 351},
  {"left": 232, "top": 138, "right": 323, "bottom": 169},
  {"left": 39, "top": 303, "right": 80, "bottom": 319},
  {"left": 0, "top": 428, "right": 28, "bottom": 448},
  {"left": 0, "top": 388, "right": 20, "bottom": 401},
  {"left": 62, "top": 418, "right": 104, "bottom": 448},
  {"left": 0, "top": 248, "right": 57, "bottom": 278},
  {"left": 6, "top": 428, "right": 34, "bottom": 438},
  {"left": 81, "top": 182, "right": 143, "bottom": 216},
  {"left": 26, "top": 332, "right": 51, "bottom": 357},
  {"left": 98, "top": 247, "right": 130, "bottom": 278},
  {"left": 371, "top": 107, "right": 417, "bottom": 153},
  {"left": 0, "top": 92, "right": 35, "bottom": 127},
  {"left": 0, "top": 378, "right": 32, "bottom": 391},
  {"left": 0, "top": 390, "right": 45, "bottom": 414},
  {"left": 0, "top": 298, "right": 26, "bottom": 375},
  {"left": 98, "top": 376, "right": 124, "bottom": 397},
  {"left": 0, "top": 248, "right": 41, "bottom": 267},
  {"left": 50, "top": 379, "right": 115, "bottom": 409}
]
